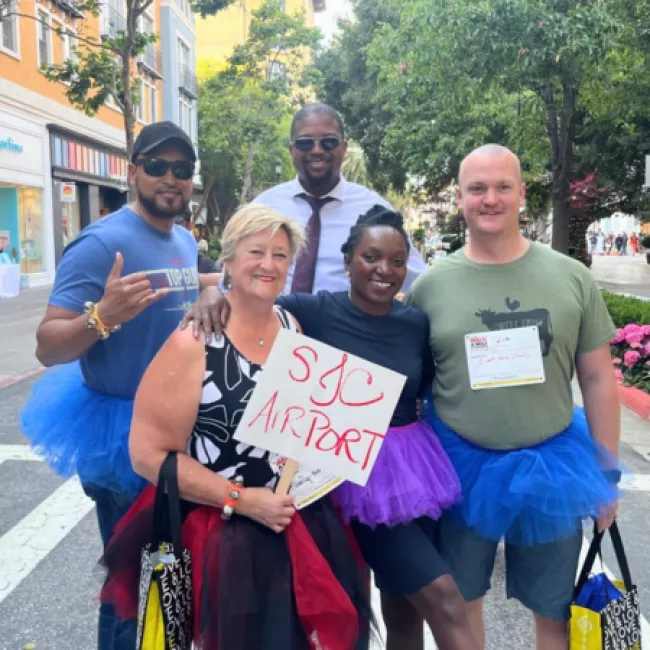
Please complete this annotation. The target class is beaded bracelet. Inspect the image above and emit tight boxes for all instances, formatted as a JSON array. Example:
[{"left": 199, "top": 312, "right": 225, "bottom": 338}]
[
  {"left": 84, "top": 301, "right": 121, "bottom": 340},
  {"left": 222, "top": 475, "right": 244, "bottom": 521}
]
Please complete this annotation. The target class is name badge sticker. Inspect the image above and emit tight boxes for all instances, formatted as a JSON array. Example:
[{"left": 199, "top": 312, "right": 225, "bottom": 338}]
[{"left": 465, "top": 326, "right": 546, "bottom": 390}]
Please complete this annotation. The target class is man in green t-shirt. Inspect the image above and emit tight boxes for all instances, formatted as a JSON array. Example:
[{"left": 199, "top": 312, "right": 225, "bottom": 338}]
[{"left": 407, "top": 144, "right": 620, "bottom": 650}]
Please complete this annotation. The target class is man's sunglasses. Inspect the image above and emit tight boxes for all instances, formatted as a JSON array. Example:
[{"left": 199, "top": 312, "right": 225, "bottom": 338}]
[
  {"left": 135, "top": 158, "right": 195, "bottom": 180},
  {"left": 292, "top": 137, "right": 342, "bottom": 152}
]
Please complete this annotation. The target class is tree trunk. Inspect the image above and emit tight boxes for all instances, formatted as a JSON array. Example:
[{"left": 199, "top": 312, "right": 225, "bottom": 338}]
[
  {"left": 123, "top": 12, "right": 136, "bottom": 200},
  {"left": 544, "top": 82, "right": 577, "bottom": 255},
  {"left": 193, "top": 176, "right": 216, "bottom": 222},
  {"left": 568, "top": 213, "right": 592, "bottom": 267},
  {"left": 551, "top": 194, "right": 571, "bottom": 253},
  {"left": 240, "top": 142, "right": 257, "bottom": 203}
]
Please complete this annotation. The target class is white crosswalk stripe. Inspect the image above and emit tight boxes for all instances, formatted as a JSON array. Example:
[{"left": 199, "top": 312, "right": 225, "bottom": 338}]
[{"left": 0, "top": 476, "right": 94, "bottom": 605}]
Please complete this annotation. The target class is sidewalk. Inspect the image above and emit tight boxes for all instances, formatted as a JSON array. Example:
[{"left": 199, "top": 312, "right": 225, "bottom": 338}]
[
  {"left": 0, "top": 287, "right": 49, "bottom": 387},
  {"left": 591, "top": 254, "right": 650, "bottom": 299}
]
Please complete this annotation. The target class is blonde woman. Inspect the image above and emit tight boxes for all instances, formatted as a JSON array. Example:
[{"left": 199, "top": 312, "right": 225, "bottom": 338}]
[{"left": 101, "top": 204, "right": 371, "bottom": 650}]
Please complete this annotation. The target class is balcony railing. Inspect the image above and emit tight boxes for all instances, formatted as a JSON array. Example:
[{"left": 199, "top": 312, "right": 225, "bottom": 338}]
[
  {"left": 138, "top": 46, "right": 163, "bottom": 79},
  {"left": 179, "top": 65, "right": 198, "bottom": 99},
  {"left": 51, "top": 0, "right": 84, "bottom": 18},
  {"left": 100, "top": 4, "right": 126, "bottom": 40}
]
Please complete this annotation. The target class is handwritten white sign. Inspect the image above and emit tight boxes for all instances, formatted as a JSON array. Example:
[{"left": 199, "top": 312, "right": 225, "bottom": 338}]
[
  {"left": 465, "top": 326, "right": 546, "bottom": 390},
  {"left": 234, "top": 329, "right": 406, "bottom": 486}
]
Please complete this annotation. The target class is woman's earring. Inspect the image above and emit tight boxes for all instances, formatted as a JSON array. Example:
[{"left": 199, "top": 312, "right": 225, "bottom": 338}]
[
  {"left": 345, "top": 270, "right": 350, "bottom": 278},
  {"left": 223, "top": 270, "right": 232, "bottom": 290}
]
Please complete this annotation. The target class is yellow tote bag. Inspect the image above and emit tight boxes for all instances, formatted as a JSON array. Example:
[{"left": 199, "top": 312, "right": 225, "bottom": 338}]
[
  {"left": 140, "top": 566, "right": 166, "bottom": 650},
  {"left": 136, "top": 453, "right": 193, "bottom": 650}
]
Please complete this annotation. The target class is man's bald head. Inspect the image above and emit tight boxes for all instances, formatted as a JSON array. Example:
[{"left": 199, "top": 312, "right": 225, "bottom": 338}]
[
  {"left": 458, "top": 144, "right": 522, "bottom": 188},
  {"left": 456, "top": 143, "right": 526, "bottom": 240}
]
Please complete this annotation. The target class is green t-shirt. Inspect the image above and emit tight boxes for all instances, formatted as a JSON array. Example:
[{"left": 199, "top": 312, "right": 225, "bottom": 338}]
[{"left": 406, "top": 242, "right": 615, "bottom": 449}]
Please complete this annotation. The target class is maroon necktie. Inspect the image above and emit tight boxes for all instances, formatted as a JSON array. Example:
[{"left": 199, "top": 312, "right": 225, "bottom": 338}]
[{"left": 291, "top": 193, "right": 335, "bottom": 294}]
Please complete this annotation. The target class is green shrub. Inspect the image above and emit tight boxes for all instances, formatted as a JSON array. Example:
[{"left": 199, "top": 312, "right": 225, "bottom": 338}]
[
  {"left": 602, "top": 290, "right": 650, "bottom": 328},
  {"left": 206, "top": 237, "right": 222, "bottom": 262},
  {"left": 640, "top": 235, "right": 650, "bottom": 249}
]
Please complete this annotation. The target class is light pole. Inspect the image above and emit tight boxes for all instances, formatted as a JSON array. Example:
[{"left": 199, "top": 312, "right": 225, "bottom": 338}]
[{"left": 275, "top": 159, "right": 282, "bottom": 183}]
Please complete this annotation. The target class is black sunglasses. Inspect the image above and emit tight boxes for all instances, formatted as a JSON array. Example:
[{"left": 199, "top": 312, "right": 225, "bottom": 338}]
[
  {"left": 135, "top": 157, "right": 195, "bottom": 180},
  {"left": 292, "top": 137, "right": 342, "bottom": 152}
]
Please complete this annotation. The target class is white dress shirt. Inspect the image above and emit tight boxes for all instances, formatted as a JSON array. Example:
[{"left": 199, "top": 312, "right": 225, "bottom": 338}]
[{"left": 253, "top": 176, "right": 426, "bottom": 294}]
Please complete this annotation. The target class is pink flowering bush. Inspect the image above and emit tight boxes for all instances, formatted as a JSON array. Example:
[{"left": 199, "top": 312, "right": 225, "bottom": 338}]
[{"left": 610, "top": 324, "right": 650, "bottom": 392}]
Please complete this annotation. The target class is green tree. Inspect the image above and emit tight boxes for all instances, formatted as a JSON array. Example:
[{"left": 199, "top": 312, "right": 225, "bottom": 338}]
[
  {"left": 0, "top": 0, "right": 234, "bottom": 161},
  {"left": 314, "top": 0, "right": 406, "bottom": 192},
  {"left": 367, "top": 0, "right": 627, "bottom": 255},
  {"left": 198, "top": 76, "right": 292, "bottom": 230},
  {"left": 198, "top": 0, "right": 321, "bottom": 219},
  {"left": 341, "top": 143, "right": 370, "bottom": 186},
  {"left": 223, "top": 0, "right": 321, "bottom": 202}
]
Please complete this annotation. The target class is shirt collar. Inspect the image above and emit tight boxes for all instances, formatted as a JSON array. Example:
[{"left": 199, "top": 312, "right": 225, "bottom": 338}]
[{"left": 290, "top": 175, "right": 347, "bottom": 202}]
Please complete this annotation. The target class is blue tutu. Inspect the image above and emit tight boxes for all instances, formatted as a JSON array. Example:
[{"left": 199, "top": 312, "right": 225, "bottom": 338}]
[
  {"left": 426, "top": 406, "right": 618, "bottom": 546},
  {"left": 20, "top": 362, "right": 146, "bottom": 496}
]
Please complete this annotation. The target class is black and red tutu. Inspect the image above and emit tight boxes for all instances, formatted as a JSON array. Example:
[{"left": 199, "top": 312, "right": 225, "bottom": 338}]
[{"left": 101, "top": 486, "right": 372, "bottom": 650}]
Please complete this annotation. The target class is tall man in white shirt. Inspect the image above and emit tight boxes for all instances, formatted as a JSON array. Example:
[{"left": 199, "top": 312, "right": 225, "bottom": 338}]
[{"left": 253, "top": 103, "right": 426, "bottom": 292}]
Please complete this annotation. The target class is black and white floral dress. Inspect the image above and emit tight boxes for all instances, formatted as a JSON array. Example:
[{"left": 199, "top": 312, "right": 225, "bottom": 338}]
[{"left": 188, "top": 305, "right": 297, "bottom": 488}]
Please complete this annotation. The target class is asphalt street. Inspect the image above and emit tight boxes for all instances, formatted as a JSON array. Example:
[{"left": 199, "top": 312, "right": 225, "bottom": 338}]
[{"left": 1, "top": 373, "right": 649, "bottom": 649}]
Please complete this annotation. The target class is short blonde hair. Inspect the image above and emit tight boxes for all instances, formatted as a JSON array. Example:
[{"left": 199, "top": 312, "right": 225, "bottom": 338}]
[{"left": 220, "top": 204, "right": 305, "bottom": 263}]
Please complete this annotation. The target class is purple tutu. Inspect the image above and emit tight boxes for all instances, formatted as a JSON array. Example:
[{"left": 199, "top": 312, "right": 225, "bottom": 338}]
[{"left": 332, "top": 420, "right": 461, "bottom": 528}]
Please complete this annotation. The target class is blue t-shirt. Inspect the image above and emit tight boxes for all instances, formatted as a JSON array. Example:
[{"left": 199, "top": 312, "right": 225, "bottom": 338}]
[
  {"left": 49, "top": 207, "right": 199, "bottom": 398},
  {"left": 276, "top": 291, "right": 434, "bottom": 427}
]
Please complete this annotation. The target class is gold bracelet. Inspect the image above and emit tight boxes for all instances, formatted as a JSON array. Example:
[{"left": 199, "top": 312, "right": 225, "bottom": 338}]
[{"left": 84, "top": 301, "right": 121, "bottom": 340}]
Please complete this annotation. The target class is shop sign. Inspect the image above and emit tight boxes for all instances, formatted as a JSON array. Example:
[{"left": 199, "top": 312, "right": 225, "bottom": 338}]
[
  {"left": 53, "top": 135, "right": 128, "bottom": 184},
  {"left": 60, "top": 183, "right": 77, "bottom": 203},
  {"left": 0, "top": 137, "right": 24, "bottom": 154},
  {"left": 110, "top": 173, "right": 128, "bottom": 186}
]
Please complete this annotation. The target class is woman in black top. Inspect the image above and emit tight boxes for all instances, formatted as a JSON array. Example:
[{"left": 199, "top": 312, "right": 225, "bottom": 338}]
[{"left": 276, "top": 207, "right": 476, "bottom": 650}]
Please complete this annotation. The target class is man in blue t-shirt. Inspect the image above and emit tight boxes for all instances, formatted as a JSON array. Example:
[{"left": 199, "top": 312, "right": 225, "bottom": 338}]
[{"left": 25, "top": 121, "right": 204, "bottom": 650}]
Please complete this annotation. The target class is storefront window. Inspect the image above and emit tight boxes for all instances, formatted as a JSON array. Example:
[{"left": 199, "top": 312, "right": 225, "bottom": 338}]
[
  {"left": 17, "top": 187, "right": 44, "bottom": 274},
  {"left": 55, "top": 181, "right": 81, "bottom": 247}
]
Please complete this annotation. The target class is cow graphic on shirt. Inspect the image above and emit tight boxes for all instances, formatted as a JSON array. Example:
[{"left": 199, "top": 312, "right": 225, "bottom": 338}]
[{"left": 475, "top": 298, "right": 554, "bottom": 357}]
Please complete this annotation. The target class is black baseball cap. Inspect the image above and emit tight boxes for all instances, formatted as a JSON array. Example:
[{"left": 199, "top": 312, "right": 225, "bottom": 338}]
[{"left": 131, "top": 121, "right": 196, "bottom": 162}]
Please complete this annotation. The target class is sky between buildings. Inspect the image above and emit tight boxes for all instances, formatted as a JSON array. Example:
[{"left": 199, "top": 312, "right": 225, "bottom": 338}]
[{"left": 315, "top": 0, "right": 353, "bottom": 43}]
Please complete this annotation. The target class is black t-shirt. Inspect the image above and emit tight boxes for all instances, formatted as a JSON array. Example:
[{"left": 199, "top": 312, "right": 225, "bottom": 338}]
[{"left": 276, "top": 291, "right": 434, "bottom": 427}]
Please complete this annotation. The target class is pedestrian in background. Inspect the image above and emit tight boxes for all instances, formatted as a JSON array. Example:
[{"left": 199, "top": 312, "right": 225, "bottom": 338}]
[
  {"left": 615, "top": 233, "right": 623, "bottom": 255},
  {"left": 630, "top": 232, "right": 639, "bottom": 255},
  {"left": 588, "top": 232, "right": 597, "bottom": 255},
  {"left": 176, "top": 210, "right": 221, "bottom": 273}
]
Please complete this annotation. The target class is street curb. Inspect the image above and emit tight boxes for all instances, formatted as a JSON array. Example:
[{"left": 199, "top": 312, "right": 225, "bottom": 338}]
[
  {"left": 0, "top": 367, "right": 46, "bottom": 391},
  {"left": 619, "top": 384, "right": 650, "bottom": 420}
]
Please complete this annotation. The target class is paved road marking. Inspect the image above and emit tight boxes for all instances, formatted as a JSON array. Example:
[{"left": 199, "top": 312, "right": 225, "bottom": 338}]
[
  {"left": 0, "top": 366, "right": 45, "bottom": 391},
  {"left": 621, "top": 473, "right": 650, "bottom": 492},
  {"left": 0, "top": 476, "right": 94, "bottom": 605},
  {"left": 0, "top": 445, "right": 43, "bottom": 465}
]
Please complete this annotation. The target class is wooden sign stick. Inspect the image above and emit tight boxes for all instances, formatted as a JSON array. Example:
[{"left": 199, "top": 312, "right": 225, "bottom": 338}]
[{"left": 275, "top": 458, "right": 299, "bottom": 495}]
